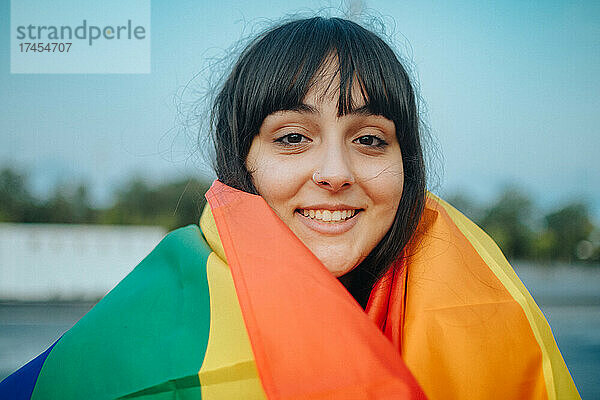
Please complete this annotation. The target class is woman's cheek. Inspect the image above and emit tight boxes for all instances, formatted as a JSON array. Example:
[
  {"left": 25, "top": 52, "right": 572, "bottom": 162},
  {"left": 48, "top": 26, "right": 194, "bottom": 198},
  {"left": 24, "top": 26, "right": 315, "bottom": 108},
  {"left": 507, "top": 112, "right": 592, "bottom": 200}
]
[
  {"left": 252, "top": 157, "right": 309, "bottom": 205},
  {"left": 357, "top": 161, "right": 404, "bottom": 204}
]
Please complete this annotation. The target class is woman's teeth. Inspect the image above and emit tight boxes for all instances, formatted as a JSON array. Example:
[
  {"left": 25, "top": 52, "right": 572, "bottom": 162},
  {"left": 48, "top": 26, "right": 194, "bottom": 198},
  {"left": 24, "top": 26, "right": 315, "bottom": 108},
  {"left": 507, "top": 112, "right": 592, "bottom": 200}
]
[{"left": 298, "top": 209, "right": 358, "bottom": 222}]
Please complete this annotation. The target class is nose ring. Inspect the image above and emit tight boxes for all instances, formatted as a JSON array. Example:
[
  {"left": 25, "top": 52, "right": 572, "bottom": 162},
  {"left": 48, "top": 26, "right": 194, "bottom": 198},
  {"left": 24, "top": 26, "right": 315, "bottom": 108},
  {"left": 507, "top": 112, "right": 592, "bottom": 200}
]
[{"left": 312, "top": 171, "right": 324, "bottom": 185}]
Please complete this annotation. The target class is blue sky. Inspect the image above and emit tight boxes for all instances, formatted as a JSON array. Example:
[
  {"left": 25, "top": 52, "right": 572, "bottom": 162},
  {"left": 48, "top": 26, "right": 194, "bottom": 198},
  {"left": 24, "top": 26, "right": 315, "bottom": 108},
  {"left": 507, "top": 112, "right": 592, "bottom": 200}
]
[{"left": 1, "top": 0, "right": 599, "bottom": 218}]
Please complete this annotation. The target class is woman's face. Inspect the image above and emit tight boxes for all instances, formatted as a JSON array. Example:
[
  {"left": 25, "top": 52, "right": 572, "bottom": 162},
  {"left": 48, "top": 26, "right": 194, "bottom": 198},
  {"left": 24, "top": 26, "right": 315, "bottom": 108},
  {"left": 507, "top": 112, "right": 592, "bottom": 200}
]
[{"left": 246, "top": 73, "right": 404, "bottom": 277}]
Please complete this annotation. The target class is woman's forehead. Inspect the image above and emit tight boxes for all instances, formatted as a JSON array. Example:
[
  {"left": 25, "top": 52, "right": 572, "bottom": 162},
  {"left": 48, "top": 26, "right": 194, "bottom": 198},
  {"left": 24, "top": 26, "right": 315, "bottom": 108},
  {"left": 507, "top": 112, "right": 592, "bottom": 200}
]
[{"left": 303, "top": 65, "right": 368, "bottom": 111}]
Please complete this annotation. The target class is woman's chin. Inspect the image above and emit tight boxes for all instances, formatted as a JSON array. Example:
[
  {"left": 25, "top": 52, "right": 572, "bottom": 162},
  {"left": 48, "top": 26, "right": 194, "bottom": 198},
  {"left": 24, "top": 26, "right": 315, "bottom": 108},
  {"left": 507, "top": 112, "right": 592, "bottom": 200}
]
[{"left": 320, "top": 258, "right": 356, "bottom": 277}]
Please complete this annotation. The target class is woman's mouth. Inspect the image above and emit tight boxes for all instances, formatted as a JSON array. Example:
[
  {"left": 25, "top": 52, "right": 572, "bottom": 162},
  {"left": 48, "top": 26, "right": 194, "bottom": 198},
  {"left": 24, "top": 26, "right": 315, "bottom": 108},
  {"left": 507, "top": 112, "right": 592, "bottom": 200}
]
[
  {"left": 294, "top": 208, "right": 363, "bottom": 235},
  {"left": 295, "top": 208, "right": 361, "bottom": 222}
]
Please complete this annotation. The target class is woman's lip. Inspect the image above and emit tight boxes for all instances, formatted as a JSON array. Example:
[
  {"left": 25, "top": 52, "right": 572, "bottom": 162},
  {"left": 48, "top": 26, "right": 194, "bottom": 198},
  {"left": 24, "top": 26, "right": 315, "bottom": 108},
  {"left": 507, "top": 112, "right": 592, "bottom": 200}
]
[
  {"left": 295, "top": 210, "right": 360, "bottom": 235},
  {"left": 298, "top": 204, "right": 361, "bottom": 211}
]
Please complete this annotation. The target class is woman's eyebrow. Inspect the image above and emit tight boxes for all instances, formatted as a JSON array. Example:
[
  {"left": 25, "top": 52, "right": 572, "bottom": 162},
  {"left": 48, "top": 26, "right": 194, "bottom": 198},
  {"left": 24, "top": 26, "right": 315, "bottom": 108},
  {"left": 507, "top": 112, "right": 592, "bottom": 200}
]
[{"left": 348, "top": 104, "right": 376, "bottom": 116}]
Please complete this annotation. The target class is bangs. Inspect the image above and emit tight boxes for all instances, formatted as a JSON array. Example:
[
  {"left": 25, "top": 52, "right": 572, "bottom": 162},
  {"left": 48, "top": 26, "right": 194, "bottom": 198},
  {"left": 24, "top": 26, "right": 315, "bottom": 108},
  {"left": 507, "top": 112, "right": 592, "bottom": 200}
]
[{"left": 233, "top": 17, "right": 413, "bottom": 138}]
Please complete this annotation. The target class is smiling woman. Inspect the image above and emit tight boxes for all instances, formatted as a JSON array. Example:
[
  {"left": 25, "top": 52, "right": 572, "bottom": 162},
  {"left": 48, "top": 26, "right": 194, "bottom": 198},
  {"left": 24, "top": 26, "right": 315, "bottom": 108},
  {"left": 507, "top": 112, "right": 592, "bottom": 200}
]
[
  {"left": 1, "top": 16, "right": 580, "bottom": 400},
  {"left": 213, "top": 19, "right": 426, "bottom": 306}
]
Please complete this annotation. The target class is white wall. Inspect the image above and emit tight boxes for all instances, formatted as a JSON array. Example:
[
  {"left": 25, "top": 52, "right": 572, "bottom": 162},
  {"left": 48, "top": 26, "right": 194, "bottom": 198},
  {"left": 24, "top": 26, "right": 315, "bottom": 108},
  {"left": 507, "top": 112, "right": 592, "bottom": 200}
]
[{"left": 0, "top": 223, "right": 166, "bottom": 300}]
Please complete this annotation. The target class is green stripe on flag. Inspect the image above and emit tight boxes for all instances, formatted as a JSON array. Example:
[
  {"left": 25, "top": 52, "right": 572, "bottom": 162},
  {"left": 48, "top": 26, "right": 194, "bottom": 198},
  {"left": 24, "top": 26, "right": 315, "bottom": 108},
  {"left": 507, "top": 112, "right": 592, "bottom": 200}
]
[{"left": 32, "top": 225, "right": 212, "bottom": 400}]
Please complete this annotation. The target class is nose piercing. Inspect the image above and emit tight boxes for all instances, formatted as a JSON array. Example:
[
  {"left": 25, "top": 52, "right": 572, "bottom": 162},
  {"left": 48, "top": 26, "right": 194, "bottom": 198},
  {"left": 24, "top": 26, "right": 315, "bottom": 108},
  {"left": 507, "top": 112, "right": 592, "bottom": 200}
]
[{"left": 312, "top": 171, "right": 324, "bottom": 185}]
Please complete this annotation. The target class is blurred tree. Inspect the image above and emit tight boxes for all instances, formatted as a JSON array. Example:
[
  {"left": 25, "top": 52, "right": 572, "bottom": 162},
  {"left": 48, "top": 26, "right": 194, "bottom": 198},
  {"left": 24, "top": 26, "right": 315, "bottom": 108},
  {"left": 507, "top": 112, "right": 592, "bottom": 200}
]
[
  {"left": 543, "top": 203, "right": 594, "bottom": 262},
  {"left": 479, "top": 187, "right": 534, "bottom": 260},
  {"left": 445, "top": 192, "right": 483, "bottom": 224},
  {"left": 100, "top": 177, "right": 211, "bottom": 230},
  {"left": 531, "top": 231, "right": 558, "bottom": 262},
  {"left": 159, "top": 179, "right": 212, "bottom": 229},
  {"left": 0, "top": 167, "right": 37, "bottom": 222},
  {"left": 0, "top": 166, "right": 210, "bottom": 230},
  {"left": 100, "top": 178, "right": 152, "bottom": 225},
  {"left": 36, "top": 183, "right": 96, "bottom": 224},
  {"left": 588, "top": 229, "right": 600, "bottom": 262}
]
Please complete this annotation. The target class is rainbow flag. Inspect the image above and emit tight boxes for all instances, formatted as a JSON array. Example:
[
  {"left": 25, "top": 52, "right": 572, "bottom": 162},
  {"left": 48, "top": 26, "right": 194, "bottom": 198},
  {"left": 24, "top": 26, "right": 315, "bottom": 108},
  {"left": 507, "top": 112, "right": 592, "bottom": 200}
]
[
  {"left": 1, "top": 181, "right": 425, "bottom": 399},
  {"left": 0, "top": 181, "right": 579, "bottom": 399}
]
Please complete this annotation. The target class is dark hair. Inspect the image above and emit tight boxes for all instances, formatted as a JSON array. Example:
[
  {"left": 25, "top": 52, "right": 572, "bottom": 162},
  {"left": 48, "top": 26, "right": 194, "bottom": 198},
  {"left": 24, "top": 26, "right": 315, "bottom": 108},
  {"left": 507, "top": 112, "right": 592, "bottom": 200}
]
[{"left": 210, "top": 17, "right": 426, "bottom": 308}]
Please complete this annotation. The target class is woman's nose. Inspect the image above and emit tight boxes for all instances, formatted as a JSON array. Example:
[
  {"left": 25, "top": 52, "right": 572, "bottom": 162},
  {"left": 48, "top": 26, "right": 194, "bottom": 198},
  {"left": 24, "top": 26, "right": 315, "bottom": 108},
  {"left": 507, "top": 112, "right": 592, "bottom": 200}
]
[{"left": 312, "top": 148, "right": 355, "bottom": 192}]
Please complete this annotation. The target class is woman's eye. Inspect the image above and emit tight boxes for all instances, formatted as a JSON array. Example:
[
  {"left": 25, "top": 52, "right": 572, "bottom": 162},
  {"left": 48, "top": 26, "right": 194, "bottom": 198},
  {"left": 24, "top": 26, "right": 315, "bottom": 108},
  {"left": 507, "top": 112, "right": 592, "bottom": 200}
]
[
  {"left": 275, "top": 133, "right": 309, "bottom": 146},
  {"left": 354, "top": 135, "right": 388, "bottom": 148}
]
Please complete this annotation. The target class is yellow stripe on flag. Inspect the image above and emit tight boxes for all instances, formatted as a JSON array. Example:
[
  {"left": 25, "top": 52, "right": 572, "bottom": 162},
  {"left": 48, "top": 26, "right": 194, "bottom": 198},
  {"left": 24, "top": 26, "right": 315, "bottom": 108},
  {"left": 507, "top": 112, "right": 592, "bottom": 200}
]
[{"left": 198, "top": 249, "right": 266, "bottom": 398}]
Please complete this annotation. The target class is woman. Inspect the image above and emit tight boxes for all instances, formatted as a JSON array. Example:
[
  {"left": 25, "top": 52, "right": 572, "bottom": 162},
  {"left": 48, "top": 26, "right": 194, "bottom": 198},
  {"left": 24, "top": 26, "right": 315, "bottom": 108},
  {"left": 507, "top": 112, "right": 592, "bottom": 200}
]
[{"left": 1, "top": 17, "right": 579, "bottom": 400}]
